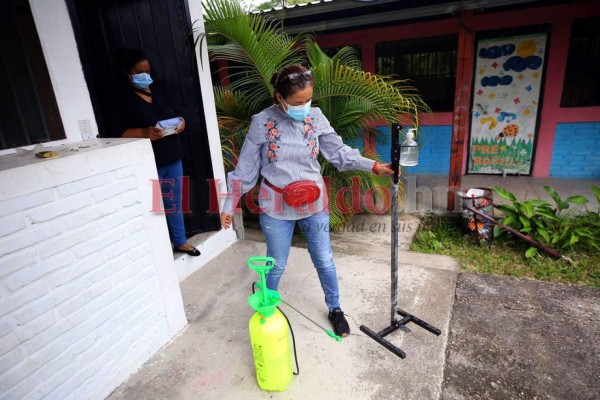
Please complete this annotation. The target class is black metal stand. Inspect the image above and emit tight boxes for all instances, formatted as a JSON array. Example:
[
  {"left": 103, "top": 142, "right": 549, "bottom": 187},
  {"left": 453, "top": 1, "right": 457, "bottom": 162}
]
[{"left": 359, "top": 123, "right": 441, "bottom": 359}]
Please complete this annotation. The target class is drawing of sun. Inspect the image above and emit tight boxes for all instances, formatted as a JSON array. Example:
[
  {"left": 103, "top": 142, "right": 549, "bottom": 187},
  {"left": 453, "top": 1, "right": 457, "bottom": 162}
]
[{"left": 517, "top": 40, "right": 537, "bottom": 57}]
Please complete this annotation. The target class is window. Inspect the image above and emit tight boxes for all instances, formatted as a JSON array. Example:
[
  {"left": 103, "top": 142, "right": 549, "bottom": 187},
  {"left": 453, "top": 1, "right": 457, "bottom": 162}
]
[
  {"left": 0, "top": 0, "right": 65, "bottom": 150},
  {"left": 561, "top": 17, "right": 600, "bottom": 107},
  {"left": 376, "top": 35, "right": 458, "bottom": 112}
]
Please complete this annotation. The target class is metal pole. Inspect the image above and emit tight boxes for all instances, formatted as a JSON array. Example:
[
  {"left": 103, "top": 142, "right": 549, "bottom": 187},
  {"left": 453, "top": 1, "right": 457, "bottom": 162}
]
[
  {"left": 390, "top": 181, "right": 399, "bottom": 324},
  {"left": 390, "top": 123, "right": 401, "bottom": 325}
]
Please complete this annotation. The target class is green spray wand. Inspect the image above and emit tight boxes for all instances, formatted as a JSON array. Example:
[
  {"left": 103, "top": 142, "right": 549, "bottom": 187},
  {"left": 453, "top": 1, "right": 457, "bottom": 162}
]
[
  {"left": 248, "top": 257, "right": 342, "bottom": 342},
  {"left": 253, "top": 282, "right": 342, "bottom": 342}
]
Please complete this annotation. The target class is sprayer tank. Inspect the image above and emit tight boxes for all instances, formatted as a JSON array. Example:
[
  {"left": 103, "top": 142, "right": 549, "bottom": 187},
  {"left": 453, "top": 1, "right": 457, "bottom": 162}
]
[{"left": 249, "top": 308, "right": 293, "bottom": 391}]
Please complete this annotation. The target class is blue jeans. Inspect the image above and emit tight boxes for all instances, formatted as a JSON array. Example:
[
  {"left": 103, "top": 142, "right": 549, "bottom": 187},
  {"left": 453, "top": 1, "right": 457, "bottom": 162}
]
[
  {"left": 259, "top": 212, "right": 341, "bottom": 311},
  {"left": 157, "top": 160, "right": 186, "bottom": 247}
]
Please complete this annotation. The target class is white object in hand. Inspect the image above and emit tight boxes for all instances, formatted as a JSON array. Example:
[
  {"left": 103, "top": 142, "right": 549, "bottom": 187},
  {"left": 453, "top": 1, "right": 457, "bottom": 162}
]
[{"left": 156, "top": 117, "right": 183, "bottom": 136}]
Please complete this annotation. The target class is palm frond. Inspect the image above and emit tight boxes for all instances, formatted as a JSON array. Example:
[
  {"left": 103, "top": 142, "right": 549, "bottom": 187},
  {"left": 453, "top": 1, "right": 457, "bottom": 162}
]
[
  {"left": 200, "top": 1, "right": 424, "bottom": 230},
  {"left": 330, "top": 46, "right": 362, "bottom": 70},
  {"left": 202, "top": 0, "right": 303, "bottom": 97},
  {"left": 313, "top": 62, "right": 429, "bottom": 125}
]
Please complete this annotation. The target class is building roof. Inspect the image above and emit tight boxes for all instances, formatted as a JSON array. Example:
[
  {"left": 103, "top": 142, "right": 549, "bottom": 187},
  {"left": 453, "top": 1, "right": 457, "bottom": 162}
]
[
  {"left": 259, "top": 0, "right": 570, "bottom": 34},
  {"left": 253, "top": 0, "right": 335, "bottom": 14}
]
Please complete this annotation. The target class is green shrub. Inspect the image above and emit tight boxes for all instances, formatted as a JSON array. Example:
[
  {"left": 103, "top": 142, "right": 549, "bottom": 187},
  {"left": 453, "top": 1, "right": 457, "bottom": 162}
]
[
  {"left": 491, "top": 185, "right": 600, "bottom": 257},
  {"left": 411, "top": 213, "right": 600, "bottom": 287}
]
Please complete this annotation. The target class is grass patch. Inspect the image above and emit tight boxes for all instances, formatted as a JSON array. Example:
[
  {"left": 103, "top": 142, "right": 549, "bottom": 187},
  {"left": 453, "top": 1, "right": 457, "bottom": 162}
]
[{"left": 411, "top": 213, "right": 600, "bottom": 288}]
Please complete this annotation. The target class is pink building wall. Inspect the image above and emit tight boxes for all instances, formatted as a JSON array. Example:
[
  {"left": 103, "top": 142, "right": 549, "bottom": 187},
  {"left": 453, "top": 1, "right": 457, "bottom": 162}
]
[{"left": 316, "top": 1, "right": 600, "bottom": 178}]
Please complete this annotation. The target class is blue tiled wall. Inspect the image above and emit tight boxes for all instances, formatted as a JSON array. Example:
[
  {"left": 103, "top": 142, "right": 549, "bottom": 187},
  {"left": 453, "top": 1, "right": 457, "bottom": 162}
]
[
  {"left": 550, "top": 123, "right": 600, "bottom": 179},
  {"left": 372, "top": 125, "right": 453, "bottom": 174}
]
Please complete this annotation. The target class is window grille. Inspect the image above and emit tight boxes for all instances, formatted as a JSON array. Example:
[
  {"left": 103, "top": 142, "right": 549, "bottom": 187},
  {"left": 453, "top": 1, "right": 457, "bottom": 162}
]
[
  {"left": 560, "top": 17, "right": 600, "bottom": 107},
  {"left": 376, "top": 35, "right": 458, "bottom": 112},
  {"left": 0, "top": 0, "right": 65, "bottom": 150}
]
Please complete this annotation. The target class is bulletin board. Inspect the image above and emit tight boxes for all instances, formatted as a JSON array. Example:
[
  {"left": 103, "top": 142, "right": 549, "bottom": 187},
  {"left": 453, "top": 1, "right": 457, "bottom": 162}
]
[{"left": 468, "top": 32, "right": 548, "bottom": 175}]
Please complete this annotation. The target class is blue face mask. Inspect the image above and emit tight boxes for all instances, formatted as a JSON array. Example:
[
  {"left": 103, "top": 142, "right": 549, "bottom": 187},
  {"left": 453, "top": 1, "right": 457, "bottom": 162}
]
[
  {"left": 130, "top": 73, "right": 153, "bottom": 89},
  {"left": 284, "top": 100, "right": 311, "bottom": 121}
]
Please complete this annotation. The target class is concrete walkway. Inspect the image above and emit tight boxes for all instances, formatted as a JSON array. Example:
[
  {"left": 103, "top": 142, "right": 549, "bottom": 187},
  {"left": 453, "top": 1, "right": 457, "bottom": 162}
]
[
  {"left": 109, "top": 236, "right": 459, "bottom": 400},
  {"left": 108, "top": 175, "right": 599, "bottom": 399}
]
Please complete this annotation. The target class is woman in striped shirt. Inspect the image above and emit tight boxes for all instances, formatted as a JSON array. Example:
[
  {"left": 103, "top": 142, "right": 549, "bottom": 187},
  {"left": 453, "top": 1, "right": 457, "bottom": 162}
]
[{"left": 220, "top": 64, "right": 394, "bottom": 337}]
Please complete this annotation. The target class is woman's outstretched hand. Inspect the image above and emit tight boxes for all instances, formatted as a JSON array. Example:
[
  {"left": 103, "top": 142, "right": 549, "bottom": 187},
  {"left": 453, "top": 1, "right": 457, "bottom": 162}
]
[
  {"left": 373, "top": 162, "right": 395, "bottom": 176},
  {"left": 220, "top": 212, "right": 233, "bottom": 230}
]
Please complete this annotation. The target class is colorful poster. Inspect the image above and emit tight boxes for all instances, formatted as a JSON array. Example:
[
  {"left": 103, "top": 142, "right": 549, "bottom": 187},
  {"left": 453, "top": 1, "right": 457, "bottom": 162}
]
[{"left": 468, "top": 33, "right": 547, "bottom": 174}]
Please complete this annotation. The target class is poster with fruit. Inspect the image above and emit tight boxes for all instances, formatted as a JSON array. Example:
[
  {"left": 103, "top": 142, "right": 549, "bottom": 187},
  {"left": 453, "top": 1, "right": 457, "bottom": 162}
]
[{"left": 468, "top": 32, "right": 547, "bottom": 174}]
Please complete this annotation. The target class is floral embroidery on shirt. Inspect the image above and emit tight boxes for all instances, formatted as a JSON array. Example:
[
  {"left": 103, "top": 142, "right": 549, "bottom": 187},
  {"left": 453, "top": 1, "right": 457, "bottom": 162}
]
[
  {"left": 267, "top": 142, "right": 280, "bottom": 163},
  {"left": 264, "top": 119, "right": 280, "bottom": 163},
  {"left": 307, "top": 138, "right": 319, "bottom": 160},
  {"left": 302, "top": 116, "right": 314, "bottom": 139},
  {"left": 302, "top": 116, "right": 319, "bottom": 160}
]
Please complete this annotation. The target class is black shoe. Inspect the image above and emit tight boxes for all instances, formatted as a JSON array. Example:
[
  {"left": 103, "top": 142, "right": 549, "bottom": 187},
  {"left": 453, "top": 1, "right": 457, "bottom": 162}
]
[
  {"left": 328, "top": 308, "right": 350, "bottom": 337},
  {"left": 173, "top": 245, "right": 201, "bottom": 256}
]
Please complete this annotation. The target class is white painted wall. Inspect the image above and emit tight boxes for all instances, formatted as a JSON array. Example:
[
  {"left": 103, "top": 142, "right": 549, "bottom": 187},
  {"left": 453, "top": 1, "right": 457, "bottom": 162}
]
[
  {"left": 173, "top": 0, "right": 238, "bottom": 282},
  {"left": 0, "top": 1, "right": 236, "bottom": 397},
  {"left": 188, "top": 0, "right": 228, "bottom": 193},
  {"left": 0, "top": 139, "right": 188, "bottom": 400}
]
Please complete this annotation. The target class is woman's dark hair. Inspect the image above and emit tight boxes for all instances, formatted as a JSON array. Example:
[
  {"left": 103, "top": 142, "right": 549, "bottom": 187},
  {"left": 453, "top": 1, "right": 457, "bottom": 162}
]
[
  {"left": 115, "top": 48, "right": 149, "bottom": 89},
  {"left": 270, "top": 64, "right": 314, "bottom": 101},
  {"left": 116, "top": 48, "right": 148, "bottom": 73}
]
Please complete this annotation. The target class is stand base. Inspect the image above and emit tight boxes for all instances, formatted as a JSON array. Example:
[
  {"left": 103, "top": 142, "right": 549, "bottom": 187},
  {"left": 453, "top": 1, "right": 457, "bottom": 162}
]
[{"left": 360, "top": 309, "right": 442, "bottom": 359}]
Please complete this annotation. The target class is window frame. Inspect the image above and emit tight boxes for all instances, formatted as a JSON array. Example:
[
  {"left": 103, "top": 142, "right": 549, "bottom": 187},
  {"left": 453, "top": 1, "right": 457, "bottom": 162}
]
[
  {"left": 375, "top": 34, "right": 459, "bottom": 112},
  {"left": 0, "top": 0, "right": 97, "bottom": 156},
  {"left": 560, "top": 16, "right": 600, "bottom": 108}
]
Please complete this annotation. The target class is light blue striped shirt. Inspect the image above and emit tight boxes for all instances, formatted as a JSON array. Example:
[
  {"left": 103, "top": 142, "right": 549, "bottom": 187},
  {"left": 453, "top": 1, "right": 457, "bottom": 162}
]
[{"left": 222, "top": 104, "right": 376, "bottom": 220}]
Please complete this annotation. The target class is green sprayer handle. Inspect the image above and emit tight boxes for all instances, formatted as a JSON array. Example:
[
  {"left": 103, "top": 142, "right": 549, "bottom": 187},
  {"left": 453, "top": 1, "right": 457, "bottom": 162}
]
[
  {"left": 247, "top": 256, "right": 276, "bottom": 273},
  {"left": 248, "top": 256, "right": 275, "bottom": 305}
]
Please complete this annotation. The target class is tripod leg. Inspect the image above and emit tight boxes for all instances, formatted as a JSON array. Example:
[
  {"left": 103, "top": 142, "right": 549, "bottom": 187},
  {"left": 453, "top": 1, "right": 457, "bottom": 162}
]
[
  {"left": 360, "top": 325, "right": 406, "bottom": 359},
  {"left": 397, "top": 309, "right": 441, "bottom": 336}
]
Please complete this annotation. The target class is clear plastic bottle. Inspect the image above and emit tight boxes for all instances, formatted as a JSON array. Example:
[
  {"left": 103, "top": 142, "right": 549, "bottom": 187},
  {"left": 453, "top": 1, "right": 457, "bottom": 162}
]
[{"left": 399, "top": 129, "right": 419, "bottom": 166}]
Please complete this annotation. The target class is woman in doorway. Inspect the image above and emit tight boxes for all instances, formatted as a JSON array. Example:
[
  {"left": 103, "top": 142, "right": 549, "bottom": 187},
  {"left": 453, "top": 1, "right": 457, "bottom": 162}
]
[
  {"left": 220, "top": 64, "right": 394, "bottom": 337},
  {"left": 111, "top": 48, "right": 200, "bottom": 257}
]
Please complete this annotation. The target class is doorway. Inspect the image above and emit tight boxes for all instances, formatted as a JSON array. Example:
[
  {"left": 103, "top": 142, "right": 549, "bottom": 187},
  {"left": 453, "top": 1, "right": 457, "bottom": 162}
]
[{"left": 67, "top": 0, "right": 220, "bottom": 235}]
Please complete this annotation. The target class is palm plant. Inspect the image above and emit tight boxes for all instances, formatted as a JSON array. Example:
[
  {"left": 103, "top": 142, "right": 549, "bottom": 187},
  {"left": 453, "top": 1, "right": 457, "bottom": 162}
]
[{"left": 199, "top": 0, "right": 430, "bottom": 231}]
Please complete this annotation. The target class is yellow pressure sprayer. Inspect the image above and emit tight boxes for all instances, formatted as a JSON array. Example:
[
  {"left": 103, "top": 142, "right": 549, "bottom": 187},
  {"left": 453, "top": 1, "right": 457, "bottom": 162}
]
[
  {"left": 247, "top": 256, "right": 293, "bottom": 391},
  {"left": 247, "top": 256, "right": 342, "bottom": 392}
]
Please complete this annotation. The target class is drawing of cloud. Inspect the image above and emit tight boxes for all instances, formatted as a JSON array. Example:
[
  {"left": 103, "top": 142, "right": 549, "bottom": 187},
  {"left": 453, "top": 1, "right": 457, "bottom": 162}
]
[
  {"left": 481, "top": 75, "right": 514, "bottom": 87},
  {"left": 503, "top": 55, "right": 542, "bottom": 72},
  {"left": 479, "top": 44, "right": 516, "bottom": 59}
]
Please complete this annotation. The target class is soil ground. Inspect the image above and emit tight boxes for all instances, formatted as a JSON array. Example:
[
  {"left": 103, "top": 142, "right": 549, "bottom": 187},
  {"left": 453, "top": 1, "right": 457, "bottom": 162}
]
[{"left": 442, "top": 273, "right": 600, "bottom": 400}]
